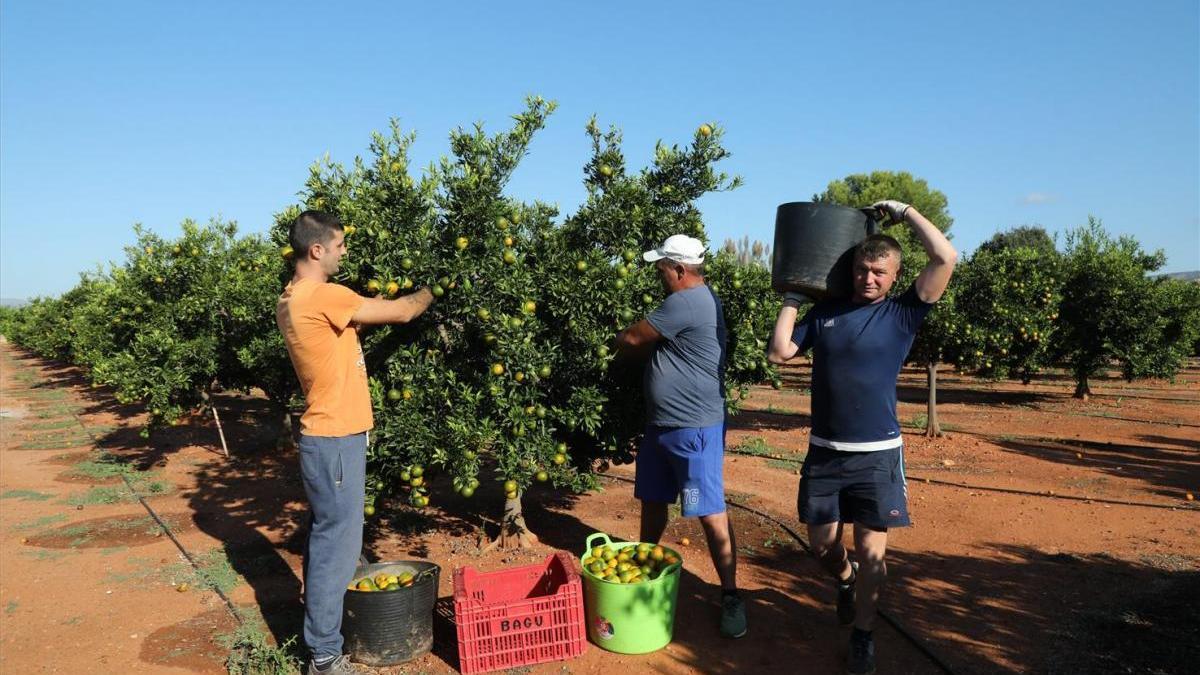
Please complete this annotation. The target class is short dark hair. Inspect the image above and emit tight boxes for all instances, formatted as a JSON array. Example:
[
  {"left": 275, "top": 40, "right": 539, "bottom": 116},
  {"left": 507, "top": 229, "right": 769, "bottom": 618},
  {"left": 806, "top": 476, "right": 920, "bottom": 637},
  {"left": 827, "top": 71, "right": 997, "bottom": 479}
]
[
  {"left": 289, "top": 210, "right": 342, "bottom": 259},
  {"left": 856, "top": 234, "right": 903, "bottom": 265}
]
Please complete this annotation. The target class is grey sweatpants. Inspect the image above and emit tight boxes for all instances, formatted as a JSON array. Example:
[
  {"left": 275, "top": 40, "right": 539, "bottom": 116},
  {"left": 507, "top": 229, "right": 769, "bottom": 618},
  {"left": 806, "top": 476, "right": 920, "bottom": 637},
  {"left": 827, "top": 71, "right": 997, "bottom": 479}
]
[{"left": 298, "top": 432, "right": 367, "bottom": 659}]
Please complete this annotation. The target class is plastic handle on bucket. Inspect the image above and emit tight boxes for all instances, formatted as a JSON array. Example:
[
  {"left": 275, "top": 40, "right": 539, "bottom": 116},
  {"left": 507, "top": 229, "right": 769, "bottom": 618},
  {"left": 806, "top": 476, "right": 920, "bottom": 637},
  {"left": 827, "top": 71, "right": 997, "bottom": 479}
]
[
  {"left": 412, "top": 567, "right": 438, "bottom": 585},
  {"left": 584, "top": 532, "right": 614, "bottom": 554}
]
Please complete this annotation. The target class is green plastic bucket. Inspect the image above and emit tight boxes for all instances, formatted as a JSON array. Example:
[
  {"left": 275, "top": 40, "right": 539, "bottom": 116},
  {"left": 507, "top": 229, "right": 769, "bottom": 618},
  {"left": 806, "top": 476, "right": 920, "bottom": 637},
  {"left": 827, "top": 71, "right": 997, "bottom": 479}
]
[{"left": 579, "top": 532, "right": 682, "bottom": 654}]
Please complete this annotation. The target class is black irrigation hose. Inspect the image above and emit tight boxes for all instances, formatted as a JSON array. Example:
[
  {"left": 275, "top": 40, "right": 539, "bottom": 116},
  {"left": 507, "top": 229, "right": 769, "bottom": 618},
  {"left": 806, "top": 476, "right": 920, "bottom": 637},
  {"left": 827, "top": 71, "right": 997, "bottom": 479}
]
[
  {"left": 600, "top": 473, "right": 957, "bottom": 675},
  {"left": 728, "top": 449, "right": 1198, "bottom": 512}
]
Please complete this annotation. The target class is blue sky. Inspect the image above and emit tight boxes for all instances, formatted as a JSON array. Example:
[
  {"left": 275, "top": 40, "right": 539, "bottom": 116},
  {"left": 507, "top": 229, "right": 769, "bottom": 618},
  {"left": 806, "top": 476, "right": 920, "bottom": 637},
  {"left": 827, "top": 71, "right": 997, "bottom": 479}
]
[{"left": 2, "top": 1, "right": 1197, "bottom": 299}]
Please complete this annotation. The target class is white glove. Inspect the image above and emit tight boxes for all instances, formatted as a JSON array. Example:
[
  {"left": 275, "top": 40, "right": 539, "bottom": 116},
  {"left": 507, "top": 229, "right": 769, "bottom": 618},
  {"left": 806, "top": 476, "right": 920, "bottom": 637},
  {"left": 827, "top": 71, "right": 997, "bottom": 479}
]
[{"left": 871, "top": 199, "right": 911, "bottom": 225}]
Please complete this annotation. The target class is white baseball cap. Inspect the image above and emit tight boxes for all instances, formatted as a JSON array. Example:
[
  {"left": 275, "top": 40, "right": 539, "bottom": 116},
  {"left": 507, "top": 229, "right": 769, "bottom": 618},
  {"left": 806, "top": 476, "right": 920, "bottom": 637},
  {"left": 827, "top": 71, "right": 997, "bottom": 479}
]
[{"left": 643, "top": 234, "right": 706, "bottom": 265}]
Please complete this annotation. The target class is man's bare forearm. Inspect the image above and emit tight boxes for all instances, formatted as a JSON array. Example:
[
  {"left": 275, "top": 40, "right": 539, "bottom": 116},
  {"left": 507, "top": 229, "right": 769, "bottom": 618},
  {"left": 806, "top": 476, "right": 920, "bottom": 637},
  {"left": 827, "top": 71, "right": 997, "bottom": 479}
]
[{"left": 904, "top": 207, "right": 957, "bottom": 264}]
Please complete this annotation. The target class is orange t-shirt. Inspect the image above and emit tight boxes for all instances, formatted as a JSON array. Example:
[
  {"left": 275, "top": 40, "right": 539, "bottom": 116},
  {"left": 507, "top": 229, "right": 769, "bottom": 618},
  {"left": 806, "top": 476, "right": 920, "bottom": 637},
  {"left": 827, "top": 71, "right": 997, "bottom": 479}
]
[{"left": 276, "top": 278, "right": 373, "bottom": 437}]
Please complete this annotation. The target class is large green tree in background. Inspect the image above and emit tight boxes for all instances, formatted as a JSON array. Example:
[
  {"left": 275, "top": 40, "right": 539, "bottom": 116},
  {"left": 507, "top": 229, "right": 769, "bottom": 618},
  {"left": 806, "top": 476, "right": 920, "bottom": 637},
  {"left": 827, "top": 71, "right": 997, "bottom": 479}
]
[{"left": 1052, "top": 217, "right": 1198, "bottom": 398}]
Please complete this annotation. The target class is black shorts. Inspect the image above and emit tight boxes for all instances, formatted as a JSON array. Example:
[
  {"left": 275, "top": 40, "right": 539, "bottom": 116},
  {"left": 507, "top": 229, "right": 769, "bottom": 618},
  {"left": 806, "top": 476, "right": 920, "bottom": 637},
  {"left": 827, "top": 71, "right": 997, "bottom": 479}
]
[{"left": 798, "top": 445, "right": 910, "bottom": 529}]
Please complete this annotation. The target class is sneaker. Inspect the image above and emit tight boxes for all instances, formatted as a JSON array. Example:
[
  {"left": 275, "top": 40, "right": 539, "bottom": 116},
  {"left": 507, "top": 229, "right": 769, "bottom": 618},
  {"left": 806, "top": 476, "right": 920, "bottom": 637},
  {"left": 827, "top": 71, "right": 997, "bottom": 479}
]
[
  {"left": 720, "top": 593, "right": 748, "bottom": 639},
  {"left": 846, "top": 628, "right": 876, "bottom": 675},
  {"left": 837, "top": 561, "right": 859, "bottom": 626},
  {"left": 307, "top": 654, "right": 363, "bottom": 675}
]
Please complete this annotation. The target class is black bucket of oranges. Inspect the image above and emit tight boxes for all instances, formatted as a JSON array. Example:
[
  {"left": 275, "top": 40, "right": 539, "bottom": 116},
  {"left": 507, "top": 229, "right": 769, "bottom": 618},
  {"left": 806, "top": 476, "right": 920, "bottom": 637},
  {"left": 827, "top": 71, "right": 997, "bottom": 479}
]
[{"left": 342, "top": 560, "right": 440, "bottom": 666}]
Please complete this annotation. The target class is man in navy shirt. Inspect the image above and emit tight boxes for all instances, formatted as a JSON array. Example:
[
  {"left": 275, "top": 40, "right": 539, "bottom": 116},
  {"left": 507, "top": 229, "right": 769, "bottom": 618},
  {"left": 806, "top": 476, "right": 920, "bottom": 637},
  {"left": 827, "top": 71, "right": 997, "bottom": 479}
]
[
  {"left": 615, "top": 234, "right": 746, "bottom": 640},
  {"left": 768, "top": 200, "right": 957, "bottom": 675}
]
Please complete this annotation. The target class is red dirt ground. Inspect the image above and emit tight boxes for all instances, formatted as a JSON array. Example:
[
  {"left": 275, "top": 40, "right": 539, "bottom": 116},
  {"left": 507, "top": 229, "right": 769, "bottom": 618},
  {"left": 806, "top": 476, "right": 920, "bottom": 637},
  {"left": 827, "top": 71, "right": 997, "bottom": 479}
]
[{"left": 1, "top": 342, "right": 1196, "bottom": 674}]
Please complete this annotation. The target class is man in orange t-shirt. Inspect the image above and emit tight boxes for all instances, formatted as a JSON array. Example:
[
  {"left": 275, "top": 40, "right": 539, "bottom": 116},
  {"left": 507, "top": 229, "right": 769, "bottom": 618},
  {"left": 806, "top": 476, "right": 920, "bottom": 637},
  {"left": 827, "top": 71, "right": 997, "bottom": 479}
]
[{"left": 276, "top": 210, "right": 433, "bottom": 674}]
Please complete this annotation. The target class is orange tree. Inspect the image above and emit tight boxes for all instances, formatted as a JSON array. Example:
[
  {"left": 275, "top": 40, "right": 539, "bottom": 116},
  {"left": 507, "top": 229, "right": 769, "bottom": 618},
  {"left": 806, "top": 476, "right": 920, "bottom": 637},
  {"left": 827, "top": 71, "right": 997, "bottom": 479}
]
[
  {"left": 813, "top": 171, "right": 961, "bottom": 436},
  {"left": 83, "top": 220, "right": 283, "bottom": 443},
  {"left": 275, "top": 97, "right": 778, "bottom": 547},
  {"left": 953, "top": 238, "right": 1063, "bottom": 384},
  {"left": 1051, "top": 217, "right": 1197, "bottom": 398}
]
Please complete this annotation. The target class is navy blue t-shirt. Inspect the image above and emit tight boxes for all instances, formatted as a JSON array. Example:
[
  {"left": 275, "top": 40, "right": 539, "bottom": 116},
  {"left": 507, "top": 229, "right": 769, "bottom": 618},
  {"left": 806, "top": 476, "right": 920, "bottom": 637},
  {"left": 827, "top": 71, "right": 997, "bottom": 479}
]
[{"left": 791, "top": 284, "right": 933, "bottom": 450}]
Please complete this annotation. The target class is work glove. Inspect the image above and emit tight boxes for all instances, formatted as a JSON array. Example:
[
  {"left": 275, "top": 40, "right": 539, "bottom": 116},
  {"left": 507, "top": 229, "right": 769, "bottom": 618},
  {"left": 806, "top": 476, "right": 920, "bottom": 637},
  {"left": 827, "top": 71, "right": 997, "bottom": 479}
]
[{"left": 870, "top": 199, "right": 911, "bottom": 225}]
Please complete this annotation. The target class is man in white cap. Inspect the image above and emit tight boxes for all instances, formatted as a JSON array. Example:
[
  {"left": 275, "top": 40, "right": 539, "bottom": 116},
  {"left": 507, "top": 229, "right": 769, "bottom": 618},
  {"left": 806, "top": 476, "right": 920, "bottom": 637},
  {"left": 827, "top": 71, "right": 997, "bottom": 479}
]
[{"left": 614, "top": 233, "right": 746, "bottom": 639}]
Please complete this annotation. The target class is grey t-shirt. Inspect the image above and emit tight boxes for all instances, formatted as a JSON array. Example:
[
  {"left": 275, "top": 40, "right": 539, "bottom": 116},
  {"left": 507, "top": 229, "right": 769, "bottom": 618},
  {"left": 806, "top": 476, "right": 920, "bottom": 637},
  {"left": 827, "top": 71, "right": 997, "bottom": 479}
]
[{"left": 644, "top": 284, "right": 727, "bottom": 428}]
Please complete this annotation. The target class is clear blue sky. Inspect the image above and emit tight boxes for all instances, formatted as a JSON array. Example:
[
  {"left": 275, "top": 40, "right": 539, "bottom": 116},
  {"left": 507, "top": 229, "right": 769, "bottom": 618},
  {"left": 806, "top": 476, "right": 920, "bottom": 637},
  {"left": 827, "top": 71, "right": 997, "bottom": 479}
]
[{"left": 2, "top": 1, "right": 1197, "bottom": 299}]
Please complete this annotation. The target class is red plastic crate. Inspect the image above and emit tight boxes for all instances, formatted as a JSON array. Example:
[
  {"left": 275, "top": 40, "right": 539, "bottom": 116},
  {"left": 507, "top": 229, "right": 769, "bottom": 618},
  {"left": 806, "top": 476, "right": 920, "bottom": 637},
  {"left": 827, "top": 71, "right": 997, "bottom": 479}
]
[{"left": 453, "top": 552, "right": 587, "bottom": 674}]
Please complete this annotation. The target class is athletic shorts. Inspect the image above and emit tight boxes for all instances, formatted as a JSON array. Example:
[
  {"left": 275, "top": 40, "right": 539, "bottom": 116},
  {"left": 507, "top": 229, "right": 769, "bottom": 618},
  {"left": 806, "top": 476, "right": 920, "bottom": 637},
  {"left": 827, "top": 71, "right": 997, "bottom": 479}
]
[
  {"left": 634, "top": 423, "right": 726, "bottom": 518},
  {"left": 798, "top": 444, "right": 910, "bottom": 529}
]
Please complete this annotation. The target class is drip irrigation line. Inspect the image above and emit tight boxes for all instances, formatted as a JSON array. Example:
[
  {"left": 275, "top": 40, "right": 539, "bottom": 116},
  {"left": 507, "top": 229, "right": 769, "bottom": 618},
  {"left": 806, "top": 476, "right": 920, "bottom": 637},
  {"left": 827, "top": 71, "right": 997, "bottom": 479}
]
[
  {"left": 727, "top": 449, "right": 1197, "bottom": 512},
  {"left": 69, "top": 413, "right": 254, "bottom": 671},
  {"left": 600, "top": 473, "right": 957, "bottom": 674}
]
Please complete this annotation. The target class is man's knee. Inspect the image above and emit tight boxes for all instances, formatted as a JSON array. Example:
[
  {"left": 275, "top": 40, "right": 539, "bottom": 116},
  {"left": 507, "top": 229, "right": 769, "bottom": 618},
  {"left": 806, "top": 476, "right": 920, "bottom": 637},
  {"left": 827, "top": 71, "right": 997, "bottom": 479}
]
[{"left": 813, "top": 543, "right": 845, "bottom": 566}]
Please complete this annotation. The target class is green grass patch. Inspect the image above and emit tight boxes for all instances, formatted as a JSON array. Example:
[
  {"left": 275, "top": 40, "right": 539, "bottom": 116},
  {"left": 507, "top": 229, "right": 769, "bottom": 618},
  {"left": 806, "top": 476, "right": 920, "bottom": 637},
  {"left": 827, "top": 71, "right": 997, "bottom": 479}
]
[
  {"left": 0, "top": 489, "right": 54, "bottom": 502},
  {"left": 766, "top": 458, "right": 803, "bottom": 472},
  {"left": 191, "top": 546, "right": 244, "bottom": 595},
  {"left": 25, "top": 388, "right": 69, "bottom": 401},
  {"left": 20, "top": 549, "right": 68, "bottom": 562},
  {"left": 69, "top": 453, "right": 136, "bottom": 480},
  {"left": 26, "top": 418, "right": 78, "bottom": 431},
  {"left": 61, "top": 458, "right": 172, "bottom": 503},
  {"left": 726, "top": 490, "right": 757, "bottom": 504},
  {"left": 15, "top": 435, "right": 93, "bottom": 451},
  {"left": 61, "top": 615, "right": 83, "bottom": 626},
  {"left": 11, "top": 513, "right": 68, "bottom": 532},
  {"left": 4, "top": 600, "right": 17, "bottom": 615},
  {"left": 733, "top": 436, "right": 794, "bottom": 457},
  {"left": 112, "top": 545, "right": 248, "bottom": 594},
  {"left": 66, "top": 486, "right": 131, "bottom": 506},
  {"left": 219, "top": 616, "right": 303, "bottom": 675},
  {"left": 35, "top": 405, "right": 79, "bottom": 419}
]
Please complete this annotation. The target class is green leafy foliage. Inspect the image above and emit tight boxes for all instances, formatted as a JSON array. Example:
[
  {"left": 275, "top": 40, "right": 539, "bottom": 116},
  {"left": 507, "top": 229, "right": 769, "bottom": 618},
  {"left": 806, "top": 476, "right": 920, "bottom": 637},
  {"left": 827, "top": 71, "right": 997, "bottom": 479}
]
[
  {"left": 272, "top": 98, "right": 777, "bottom": 523},
  {"left": 1051, "top": 217, "right": 1188, "bottom": 396},
  {"left": 954, "top": 244, "right": 1063, "bottom": 383}
]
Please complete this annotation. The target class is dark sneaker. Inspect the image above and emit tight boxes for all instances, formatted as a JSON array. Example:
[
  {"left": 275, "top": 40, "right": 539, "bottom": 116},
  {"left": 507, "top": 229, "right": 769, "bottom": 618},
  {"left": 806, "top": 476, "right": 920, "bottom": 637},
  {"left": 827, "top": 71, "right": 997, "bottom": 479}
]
[
  {"left": 720, "top": 593, "right": 748, "bottom": 638},
  {"left": 307, "top": 654, "right": 363, "bottom": 675},
  {"left": 837, "top": 561, "right": 859, "bottom": 626},
  {"left": 847, "top": 628, "right": 876, "bottom": 675}
]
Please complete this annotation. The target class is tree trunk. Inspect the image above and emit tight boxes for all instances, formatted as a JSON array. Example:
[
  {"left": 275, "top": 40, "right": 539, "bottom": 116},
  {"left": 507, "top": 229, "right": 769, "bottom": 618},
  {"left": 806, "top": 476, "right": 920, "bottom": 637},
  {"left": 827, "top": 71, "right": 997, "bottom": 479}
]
[
  {"left": 926, "top": 361, "right": 942, "bottom": 438},
  {"left": 482, "top": 492, "right": 539, "bottom": 551},
  {"left": 277, "top": 407, "right": 296, "bottom": 450},
  {"left": 1074, "top": 372, "right": 1092, "bottom": 400}
]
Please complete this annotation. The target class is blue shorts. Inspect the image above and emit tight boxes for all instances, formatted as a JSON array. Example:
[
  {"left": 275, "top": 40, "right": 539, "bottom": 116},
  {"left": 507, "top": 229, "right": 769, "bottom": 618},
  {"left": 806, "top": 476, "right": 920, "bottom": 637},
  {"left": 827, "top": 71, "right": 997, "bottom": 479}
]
[
  {"left": 634, "top": 423, "right": 726, "bottom": 518},
  {"left": 798, "top": 445, "right": 910, "bottom": 530}
]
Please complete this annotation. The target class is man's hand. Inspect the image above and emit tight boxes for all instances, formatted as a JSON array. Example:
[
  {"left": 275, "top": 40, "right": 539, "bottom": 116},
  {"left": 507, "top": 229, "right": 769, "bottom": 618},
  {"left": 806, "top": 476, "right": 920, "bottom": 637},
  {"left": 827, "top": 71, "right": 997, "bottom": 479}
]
[
  {"left": 871, "top": 199, "right": 911, "bottom": 226},
  {"left": 614, "top": 319, "right": 662, "bottom": 359}
]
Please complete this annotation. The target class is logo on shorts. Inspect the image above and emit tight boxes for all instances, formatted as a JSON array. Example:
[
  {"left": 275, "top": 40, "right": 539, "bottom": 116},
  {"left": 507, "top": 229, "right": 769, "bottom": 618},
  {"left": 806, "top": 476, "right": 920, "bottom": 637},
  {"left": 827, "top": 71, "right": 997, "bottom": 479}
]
[
  {"left": 889, "top": 509, "right": 901, "bottom": 517},
  {"left": 822, "top": 318, "right": 837, "bottom": 327},
  {"left": 682, "top": 488, "right": 700, "bottom": 507}
]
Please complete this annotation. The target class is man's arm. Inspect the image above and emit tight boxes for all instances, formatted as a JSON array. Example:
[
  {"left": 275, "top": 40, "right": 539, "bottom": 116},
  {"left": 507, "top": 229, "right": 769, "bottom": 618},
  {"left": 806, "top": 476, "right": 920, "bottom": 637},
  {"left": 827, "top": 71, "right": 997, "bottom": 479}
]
[
  {"left": 614, "top": 319, "right": 662, "bottom": 359},
  {"left": 351, "top": 287, "right": 435, "bottom": 325},
  {"left": 873, "top": 200, "right": 958, "bottom": 303},
  {"left": 767, "top": 293, "right": 806, "bottom": 364}
]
